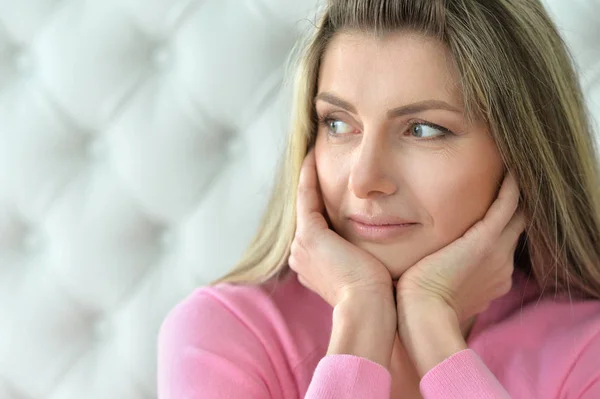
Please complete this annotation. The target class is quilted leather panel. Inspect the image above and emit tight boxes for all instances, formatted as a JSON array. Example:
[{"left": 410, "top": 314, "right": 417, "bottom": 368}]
[{"left": 0, "top": 1, "right": 596, "bottom": 398}]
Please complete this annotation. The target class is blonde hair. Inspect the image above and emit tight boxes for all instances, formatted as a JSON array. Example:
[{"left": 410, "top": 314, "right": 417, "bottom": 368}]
[{"left": 212, "top": 0, "right": 600, "bottom": 300}]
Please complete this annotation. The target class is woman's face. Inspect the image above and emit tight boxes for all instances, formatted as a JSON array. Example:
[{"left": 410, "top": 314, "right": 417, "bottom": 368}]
[{"left": 314, "top": 31, "right": 504, "bottom": 279}]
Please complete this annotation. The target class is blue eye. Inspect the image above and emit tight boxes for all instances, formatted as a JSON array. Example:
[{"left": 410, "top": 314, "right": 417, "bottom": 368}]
[
  {"left": 406, "top": 121, "right": 453, "bottom": 141},
  {"left": 322, "top": 118, "right": 353, "bottom": 135},
  {"left": 409, "top": 123, "right": 443, "bottom": 138}
]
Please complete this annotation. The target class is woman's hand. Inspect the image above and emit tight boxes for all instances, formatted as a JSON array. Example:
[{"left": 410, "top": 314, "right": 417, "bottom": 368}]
[
  {"left": 288, "top": 147, "right": 394, "bottom": 308},
  {"left": 396, "top": 171, "right": 527, "bottom": 324}
]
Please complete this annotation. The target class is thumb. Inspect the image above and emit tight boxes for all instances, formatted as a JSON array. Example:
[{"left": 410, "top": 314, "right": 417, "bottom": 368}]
[{"left": 297, "top": 148, "right": 326, "bottom": 231}]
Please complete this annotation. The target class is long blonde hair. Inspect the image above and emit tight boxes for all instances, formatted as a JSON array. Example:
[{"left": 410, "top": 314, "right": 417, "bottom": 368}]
[{"left": 212, "top": 0, "right": 600, "bottom": 300}]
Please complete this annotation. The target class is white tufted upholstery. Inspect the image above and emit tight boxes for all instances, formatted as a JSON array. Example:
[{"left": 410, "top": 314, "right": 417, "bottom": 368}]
[{"left": 0, "top": 1, "right": 597, "bottom": 398}]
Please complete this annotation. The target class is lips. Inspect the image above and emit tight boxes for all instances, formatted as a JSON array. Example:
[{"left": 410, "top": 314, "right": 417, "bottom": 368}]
[
  {"left": 348, "top": 214, "right": 418, "bottom": 226},
  {"left": 347, "top": 217, "right": 419, "bottom": 242}
]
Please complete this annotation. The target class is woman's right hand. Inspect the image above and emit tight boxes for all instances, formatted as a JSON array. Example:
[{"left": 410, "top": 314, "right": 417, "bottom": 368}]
[{"left": 288, "top": 147, "right": 394, "bottom": 308}]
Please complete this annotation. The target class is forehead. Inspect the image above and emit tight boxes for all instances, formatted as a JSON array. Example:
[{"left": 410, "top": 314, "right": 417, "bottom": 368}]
[{"left": 317, "top": 31, "right": 463, "bottom": 110}]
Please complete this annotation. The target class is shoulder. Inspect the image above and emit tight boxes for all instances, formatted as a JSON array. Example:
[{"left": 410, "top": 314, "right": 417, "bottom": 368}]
[
  {"left": 537, "top": 296, "right": 600, "bottom": 397},
  {"left": 157, "top": 283, "right": 271, "bottom": 372},
  {"left": 470, "top": 272, "right": 600, "bottom": 397},
  {"left": 158, "top": 270, "right": 332, "bottom": 369},
  {"left": 157, "top": 273, "right": 308, "bottom": 399}
]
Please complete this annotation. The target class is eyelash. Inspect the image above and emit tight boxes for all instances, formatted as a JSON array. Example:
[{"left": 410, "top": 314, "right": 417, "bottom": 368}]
[{"left": 316, "top": 115, "right": 453, "bottom": 142}]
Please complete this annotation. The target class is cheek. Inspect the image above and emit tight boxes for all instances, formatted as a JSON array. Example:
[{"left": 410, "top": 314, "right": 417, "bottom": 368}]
[
  {"left": 314, "top": 139, "right": 348, "bottom": 227},
  {"left": 416, "top": 152, "right": 503, "bottom": 245}
]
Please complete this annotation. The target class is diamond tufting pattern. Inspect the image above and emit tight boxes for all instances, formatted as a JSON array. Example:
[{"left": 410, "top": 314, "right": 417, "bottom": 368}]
[{"left": 0, "top": 1, "right": 597, "bottom": 398}]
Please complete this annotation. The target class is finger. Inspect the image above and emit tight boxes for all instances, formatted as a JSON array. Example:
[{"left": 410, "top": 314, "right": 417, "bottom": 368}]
[
  {"left": 297, "top": 273, "right": 314, "bottom": 291},
  {"left": 502, "top": 209, "right": 527, "bottom": 238},
  {"left": 297, "top": 147, "right": 325, "bottom": 229},
  {"left": 498, "top": 210, "right": 527, "bottom": 252},
  {"left": 288, "top": 251, "right": 297, "bottom": 272},
  {"left": 480, "top": 171, "right": 521, "bottom": 237},
  {"left": 458, "top": 173, "right": 521, "bottom": 255}
]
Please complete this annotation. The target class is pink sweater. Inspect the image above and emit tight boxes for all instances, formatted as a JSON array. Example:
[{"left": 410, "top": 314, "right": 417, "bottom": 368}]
[{"left": 157, "top": 268, "right": 600, "bottom": 398}]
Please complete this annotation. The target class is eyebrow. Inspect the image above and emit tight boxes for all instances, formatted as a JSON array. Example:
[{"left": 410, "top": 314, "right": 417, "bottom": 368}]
[{"left": 314, "top": 92, "right": 463, "bottom": 118}]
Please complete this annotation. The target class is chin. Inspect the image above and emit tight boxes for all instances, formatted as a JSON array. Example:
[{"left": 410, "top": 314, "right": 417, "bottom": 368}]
[
  {"left": 336, "top": 226, "right": 430, "bottom": 278},
  {"left": 358, "top": 243, "right": 421, "bottom": 279}
]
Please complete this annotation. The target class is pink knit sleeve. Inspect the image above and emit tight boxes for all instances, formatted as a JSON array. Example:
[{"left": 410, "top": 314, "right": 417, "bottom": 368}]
[
  {"left": 419, "top": 349, "right": 510, "bottom": 398},
  {"left": 304, "top": 354, "right": 392, "bottom": 398}
]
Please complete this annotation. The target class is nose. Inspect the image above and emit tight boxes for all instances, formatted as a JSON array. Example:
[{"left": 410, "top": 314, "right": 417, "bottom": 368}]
[{"left": 348, "top": 136, "right": 397, "bottom": 199}]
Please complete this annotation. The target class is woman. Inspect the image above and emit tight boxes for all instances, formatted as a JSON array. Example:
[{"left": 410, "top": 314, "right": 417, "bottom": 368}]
[{"left": 158, "top": 0, "right": 600, "bottom": 397}]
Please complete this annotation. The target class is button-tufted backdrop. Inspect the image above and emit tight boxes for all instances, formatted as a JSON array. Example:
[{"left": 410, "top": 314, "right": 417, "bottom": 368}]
[{"left": 0, "top": 1, "right": 598, "bottom": 398}]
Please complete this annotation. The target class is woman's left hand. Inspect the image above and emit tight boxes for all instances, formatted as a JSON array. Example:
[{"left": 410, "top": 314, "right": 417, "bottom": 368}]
[{"left": 396, "top": 171, "right": 527, "bottom": 324}]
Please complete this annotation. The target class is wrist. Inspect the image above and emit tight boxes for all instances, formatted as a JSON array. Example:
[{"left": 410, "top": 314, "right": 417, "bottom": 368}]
[
  {"left": 329, "top": 293, "right": 397, "bottom": 369},
  {"left": 396, "top": 301, "right": 466, "bottom": 378},
  {"left": 340, "top": 282, "right": 395, "bottom": 303},
  {"left": 335, "top": 291, "right": 397, "bottom": 324}
]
